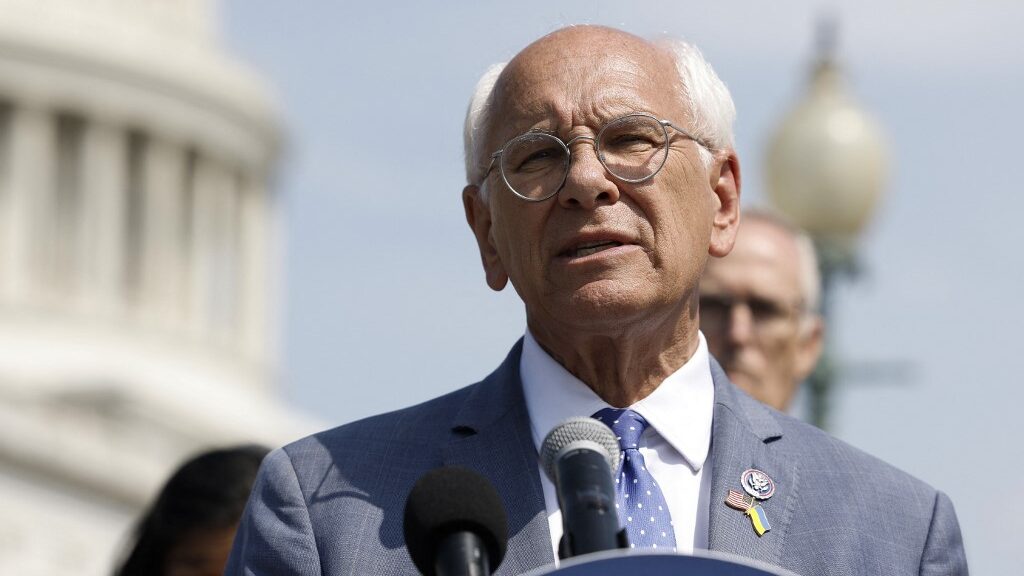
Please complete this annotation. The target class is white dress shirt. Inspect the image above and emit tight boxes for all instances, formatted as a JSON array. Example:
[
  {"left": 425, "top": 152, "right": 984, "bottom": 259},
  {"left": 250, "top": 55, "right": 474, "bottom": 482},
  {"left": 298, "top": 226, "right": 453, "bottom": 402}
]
[{"left": 520, "top": 330, "right": 715, "bottom": 561}]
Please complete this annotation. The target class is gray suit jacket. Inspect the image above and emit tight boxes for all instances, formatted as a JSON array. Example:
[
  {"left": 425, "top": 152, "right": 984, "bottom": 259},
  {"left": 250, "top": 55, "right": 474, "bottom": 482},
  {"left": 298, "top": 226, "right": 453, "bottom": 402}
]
[{"left": 226, "top": 341, "right": 967, "bottom": 575}]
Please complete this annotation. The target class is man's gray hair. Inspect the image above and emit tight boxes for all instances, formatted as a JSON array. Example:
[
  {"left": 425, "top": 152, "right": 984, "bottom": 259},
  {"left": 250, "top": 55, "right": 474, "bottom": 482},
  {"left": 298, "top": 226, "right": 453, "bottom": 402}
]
[
  {"left": 659, "top": 39, "right": 736, "bottom": 168},
  {"left": 462, "top": 37, "right": 736, "bottom": 199},
  {"left": 463, "top": 62, "right": 507, "bottom": 190}
]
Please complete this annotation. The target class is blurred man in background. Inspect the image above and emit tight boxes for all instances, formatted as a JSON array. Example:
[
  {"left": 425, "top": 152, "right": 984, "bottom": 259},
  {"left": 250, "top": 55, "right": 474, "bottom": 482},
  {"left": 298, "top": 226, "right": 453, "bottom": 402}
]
[
  {"left": 113, "top": 445, "right": 268, "bottom": 576},
  {"left": 700, "top": 209, "right": 823, "bottom": 412}
]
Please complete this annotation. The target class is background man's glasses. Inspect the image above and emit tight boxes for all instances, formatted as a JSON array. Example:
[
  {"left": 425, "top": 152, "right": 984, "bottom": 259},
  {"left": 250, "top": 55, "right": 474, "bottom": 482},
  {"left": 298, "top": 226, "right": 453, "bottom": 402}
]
[
  {"left": 484, "top": 113, "right": 710, "bottom": 202},
  {"left": 699, "top": 293, "right": 806, "bottom": 335}
]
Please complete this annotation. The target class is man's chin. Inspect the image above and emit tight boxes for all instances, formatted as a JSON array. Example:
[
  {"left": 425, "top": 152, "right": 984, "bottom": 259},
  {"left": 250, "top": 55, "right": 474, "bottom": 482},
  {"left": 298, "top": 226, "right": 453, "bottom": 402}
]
[
  {"left": 548, "top": 302, "right": 647, "bottom": 333},
  {"left": 724, "top": 369, "right": 758, "bottom": 391}
]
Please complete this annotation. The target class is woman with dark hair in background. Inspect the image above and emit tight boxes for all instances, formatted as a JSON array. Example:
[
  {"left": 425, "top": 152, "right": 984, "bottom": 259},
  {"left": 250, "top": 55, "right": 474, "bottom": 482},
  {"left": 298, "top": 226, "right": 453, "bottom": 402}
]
[{"left": 113, "top": 444, "right": 269, "bottom": 576}]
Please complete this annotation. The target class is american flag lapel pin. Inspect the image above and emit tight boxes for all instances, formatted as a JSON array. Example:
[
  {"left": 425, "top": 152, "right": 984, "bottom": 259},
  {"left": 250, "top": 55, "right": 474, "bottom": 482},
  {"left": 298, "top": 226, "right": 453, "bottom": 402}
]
[{"left": 726, "top": 489, "right": 754, "bottom": 511}]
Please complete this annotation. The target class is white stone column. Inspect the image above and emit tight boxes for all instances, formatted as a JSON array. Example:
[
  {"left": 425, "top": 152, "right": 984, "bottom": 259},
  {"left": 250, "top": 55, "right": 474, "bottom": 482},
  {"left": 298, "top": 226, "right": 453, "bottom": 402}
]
[
  {"left": 50, "top": 115, "right": 87, "bottom": 304},
  {"left": 0, "top": 104, "right": 12, "bottom": 303},
  {"left": 141, "top": 137, "right": 186, "bottom": 326},
  {"left": 188, "top": 155, "right": 213, "bottom": 337},
  {"left": 188, "top": 155, "right": 235, "bottom": 341},
  {"left": 0, "top": 104, "right": 54, "bottom": 306},
  {"left": 237, "top": 174, "right": 270, "bottom": 362},
  {"left": 78, "top": 121, "right": 127, "bottom": 317},
  {"left": 213, "top": 166, "right": 240, "bottom": 343}
]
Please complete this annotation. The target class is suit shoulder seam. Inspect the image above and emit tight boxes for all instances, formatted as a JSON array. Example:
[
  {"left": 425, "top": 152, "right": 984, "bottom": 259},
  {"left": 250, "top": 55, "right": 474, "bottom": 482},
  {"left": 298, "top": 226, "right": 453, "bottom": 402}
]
[{"left": 281, "top": 445, "right": 326, "bottom": 575}]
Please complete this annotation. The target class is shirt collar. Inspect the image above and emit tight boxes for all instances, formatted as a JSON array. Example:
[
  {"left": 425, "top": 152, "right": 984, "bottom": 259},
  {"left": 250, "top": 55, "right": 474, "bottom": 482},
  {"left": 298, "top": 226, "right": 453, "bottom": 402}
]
[{"left": 520, "top": 330, "right": 714, "bottom": 472}]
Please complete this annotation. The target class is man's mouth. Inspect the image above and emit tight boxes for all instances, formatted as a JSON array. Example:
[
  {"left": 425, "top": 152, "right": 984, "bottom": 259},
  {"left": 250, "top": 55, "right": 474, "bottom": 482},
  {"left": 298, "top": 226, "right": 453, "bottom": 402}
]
[{"left": 563, "top": 240, "right": 623, "bottom": 258}]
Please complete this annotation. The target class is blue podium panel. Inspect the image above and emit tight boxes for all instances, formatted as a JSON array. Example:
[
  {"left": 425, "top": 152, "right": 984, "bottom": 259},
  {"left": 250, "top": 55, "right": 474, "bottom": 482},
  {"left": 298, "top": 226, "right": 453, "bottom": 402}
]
[{"left": 522, "top": 549, "right": 799, "bottom": 576}]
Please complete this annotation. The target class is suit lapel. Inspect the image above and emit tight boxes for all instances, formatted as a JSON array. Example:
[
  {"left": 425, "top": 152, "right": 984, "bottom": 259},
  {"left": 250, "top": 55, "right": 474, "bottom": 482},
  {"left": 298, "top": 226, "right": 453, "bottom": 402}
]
[
  {"left": 441, "top": 340, "right": 554, "bottom": 575},
  {"left": 707, "top": 358, "right": 799, "bottom": 567},
  {"left": 435, "top": 345, "right": 800, "bottom": 571}
]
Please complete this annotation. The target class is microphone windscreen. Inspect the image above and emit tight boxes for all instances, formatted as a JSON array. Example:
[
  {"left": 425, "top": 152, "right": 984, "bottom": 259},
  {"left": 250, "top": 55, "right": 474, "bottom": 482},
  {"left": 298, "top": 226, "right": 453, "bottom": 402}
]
[
  {"left": 403, "top": 466, "right": 508, "bottom": 576},
  {"left": 540, "top": 417, "right": 621, "bottom": 483}
]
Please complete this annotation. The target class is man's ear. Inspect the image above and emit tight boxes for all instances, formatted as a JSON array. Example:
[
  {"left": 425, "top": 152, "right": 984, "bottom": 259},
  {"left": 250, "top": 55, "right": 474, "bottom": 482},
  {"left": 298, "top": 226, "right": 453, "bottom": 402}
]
[
  {"left": 708, "top": 151, "right": 741, "bottom": 258},
  {"left": 462, "top": 185, "right": 508, "bottom": 291}
]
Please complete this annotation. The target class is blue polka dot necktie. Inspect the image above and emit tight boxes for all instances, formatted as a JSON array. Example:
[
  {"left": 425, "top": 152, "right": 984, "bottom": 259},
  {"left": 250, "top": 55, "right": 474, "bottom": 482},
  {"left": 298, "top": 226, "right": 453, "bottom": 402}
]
[{"left": 592, "top": 408, "right": 676, "bottom": 551}]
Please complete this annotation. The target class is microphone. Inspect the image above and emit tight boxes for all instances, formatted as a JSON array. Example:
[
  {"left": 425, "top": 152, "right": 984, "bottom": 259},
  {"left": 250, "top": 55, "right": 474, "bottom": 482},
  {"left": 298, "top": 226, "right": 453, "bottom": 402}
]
[
  {"left": 403, "top": 466, "right": 508, "bottom": 576},
  {"left": 540, "top": 416, "right": 628, "bottom": 559}
]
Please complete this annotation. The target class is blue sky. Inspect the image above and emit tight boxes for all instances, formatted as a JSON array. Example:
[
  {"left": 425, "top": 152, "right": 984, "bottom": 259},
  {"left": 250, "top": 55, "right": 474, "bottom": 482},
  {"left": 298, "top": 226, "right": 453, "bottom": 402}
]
[{"left": 223, "top": 1, "right": 1022, "bottom": 571}]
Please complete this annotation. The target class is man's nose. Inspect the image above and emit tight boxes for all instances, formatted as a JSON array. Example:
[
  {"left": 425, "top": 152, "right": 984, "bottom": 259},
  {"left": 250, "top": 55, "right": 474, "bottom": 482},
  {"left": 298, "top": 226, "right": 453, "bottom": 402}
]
[
  {"left": 728, "top": 302, "right": 755, "bottom": 345},
  {"left": 557, "top": 137, "right": 620, "bottom": 209}
]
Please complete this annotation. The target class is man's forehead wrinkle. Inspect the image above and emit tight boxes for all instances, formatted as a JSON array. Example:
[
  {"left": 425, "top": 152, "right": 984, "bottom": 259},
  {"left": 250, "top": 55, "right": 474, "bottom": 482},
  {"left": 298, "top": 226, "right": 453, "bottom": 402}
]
[
  {"left": 525, "top": 25, "right": 656, "bottom": 61},
  {"left": 497, "top": 49, "right": 672, "bottom": 119},
  {"left": 489, "top": 62, "right": 580, "bottom": 139},
  {"left": 502, "top": 25, "right": 664, "bottom": 88},
  {"left": 491, "top": 76, "right": 568, "bottom": 134},
  {"left": 484, "top": 26, "right": 689, "bottom": 159}
]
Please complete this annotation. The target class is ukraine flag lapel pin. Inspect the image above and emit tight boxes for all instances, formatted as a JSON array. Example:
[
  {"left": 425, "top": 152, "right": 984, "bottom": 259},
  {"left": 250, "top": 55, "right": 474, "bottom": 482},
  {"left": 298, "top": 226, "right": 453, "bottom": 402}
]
[{"left": 746, "top": 503, "right": 772, "bottom": 536}]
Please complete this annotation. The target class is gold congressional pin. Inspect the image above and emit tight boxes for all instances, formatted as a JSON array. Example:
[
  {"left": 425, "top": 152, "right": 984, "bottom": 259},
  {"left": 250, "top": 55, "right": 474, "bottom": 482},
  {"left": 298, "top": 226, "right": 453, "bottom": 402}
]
[{"left": 740, "top": 468, "right": 776, "bottom": 500}]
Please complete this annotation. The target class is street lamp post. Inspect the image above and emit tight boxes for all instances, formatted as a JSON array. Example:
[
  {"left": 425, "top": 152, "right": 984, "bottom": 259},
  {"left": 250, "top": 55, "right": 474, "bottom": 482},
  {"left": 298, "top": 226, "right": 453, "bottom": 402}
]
[{"left": 765, "top": 24, "right": 889, "bottom": 429}]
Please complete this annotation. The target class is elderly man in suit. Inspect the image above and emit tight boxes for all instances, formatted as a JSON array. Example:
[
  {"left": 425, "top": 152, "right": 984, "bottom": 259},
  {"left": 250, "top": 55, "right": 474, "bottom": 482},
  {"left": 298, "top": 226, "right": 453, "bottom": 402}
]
[{"left": 227, "top": 26, "right": 967, "bottom": 575}]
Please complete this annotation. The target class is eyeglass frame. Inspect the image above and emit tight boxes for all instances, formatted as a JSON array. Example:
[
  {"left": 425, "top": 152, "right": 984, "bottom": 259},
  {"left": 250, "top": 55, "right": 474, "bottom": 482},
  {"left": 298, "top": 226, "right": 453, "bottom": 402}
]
[
  {"left": 481, "top": 112, "right": 715, "bottom": 202},
  {"left": 698, "top": 292, "right": 811, "bottom": 336}
]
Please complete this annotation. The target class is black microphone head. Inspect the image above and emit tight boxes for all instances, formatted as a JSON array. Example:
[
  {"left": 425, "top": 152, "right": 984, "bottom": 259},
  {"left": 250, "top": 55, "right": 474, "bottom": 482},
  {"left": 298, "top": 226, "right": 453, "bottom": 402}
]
[
  {"left": 403, "top": 466, "right": 508, "bottom": 576},
  {"left": 540, "top": 417, "right": 621, "bottom": 483}
]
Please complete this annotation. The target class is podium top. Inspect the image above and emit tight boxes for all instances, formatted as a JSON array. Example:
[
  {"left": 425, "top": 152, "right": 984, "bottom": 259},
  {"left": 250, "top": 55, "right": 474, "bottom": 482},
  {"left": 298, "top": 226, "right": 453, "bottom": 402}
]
[{"left": 520, "top": 549, "right": 799, "bottom": 576}]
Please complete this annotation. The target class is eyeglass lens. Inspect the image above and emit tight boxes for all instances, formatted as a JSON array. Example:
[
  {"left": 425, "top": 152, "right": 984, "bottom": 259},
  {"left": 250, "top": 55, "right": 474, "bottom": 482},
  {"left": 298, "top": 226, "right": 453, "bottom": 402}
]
[
  {"left": 699, "top": 294, "right": 797, "bottom": 329},
  {"left": 499, "top": 115, "right": 670, "bottom": 200}
]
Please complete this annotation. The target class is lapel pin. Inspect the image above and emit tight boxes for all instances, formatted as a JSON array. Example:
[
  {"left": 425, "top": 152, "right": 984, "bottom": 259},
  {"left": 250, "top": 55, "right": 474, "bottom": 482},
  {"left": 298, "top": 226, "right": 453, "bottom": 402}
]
[
  {"left": 726, "top": 488, "right": 754, "bottom": 511},
  {"left": 725, "top": 489, "right": 773, "bottom": 537},
  {"left": 740, "top": 468, "right": 776, "bottom": 500},
  {"left": 724, "top": 468, "right": 776, "bottom": 537},
  {"left": 746, "top": 503, "right": 772, "bottom": 536}
]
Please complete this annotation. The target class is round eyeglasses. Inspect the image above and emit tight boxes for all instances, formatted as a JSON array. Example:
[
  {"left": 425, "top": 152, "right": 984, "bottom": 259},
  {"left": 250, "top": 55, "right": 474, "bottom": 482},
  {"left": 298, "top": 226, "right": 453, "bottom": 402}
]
[
  {"left": 483, "top": 113, "right": 711, "bottom": 202},
  {"left": 699, "top": 293, "right": 807, "bottom": 337}
]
